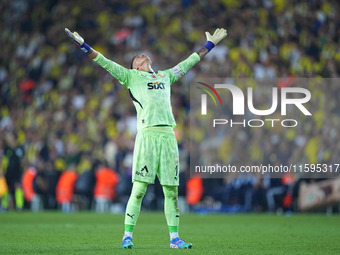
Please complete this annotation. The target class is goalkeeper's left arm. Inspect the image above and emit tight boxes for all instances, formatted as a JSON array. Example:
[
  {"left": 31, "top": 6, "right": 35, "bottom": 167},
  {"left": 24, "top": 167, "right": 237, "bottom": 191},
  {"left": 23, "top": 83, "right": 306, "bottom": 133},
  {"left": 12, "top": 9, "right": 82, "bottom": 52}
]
[
  {"left": 196, "top": 28, "right": 227, "bottom": 59},
  {"left": 168, "top": 28, "right": 227, "bottom": 83}
]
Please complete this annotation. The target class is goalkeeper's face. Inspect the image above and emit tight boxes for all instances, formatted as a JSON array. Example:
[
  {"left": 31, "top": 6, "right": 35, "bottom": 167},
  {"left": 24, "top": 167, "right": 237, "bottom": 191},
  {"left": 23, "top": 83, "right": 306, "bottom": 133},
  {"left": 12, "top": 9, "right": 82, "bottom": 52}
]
[{"left": 131, "top": 54, "right": 152, "bottom": 70}]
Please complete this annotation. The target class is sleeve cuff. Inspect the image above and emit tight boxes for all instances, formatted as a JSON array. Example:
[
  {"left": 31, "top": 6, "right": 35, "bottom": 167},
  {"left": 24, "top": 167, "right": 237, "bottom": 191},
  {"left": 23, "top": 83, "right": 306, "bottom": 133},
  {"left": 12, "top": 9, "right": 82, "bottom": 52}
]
[
  {"left": 93, "top": 53, "right": 101, "bottom": 62},
  {"left": 191, "top": 52, "right": 200, "bottom": 61}
]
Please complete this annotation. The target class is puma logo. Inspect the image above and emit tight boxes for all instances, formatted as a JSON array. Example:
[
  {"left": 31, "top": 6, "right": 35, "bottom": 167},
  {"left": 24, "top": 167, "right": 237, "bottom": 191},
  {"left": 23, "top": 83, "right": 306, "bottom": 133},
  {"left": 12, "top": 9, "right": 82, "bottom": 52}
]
[{"left": 127, "top": 213, "right": 135, "bottom": 219}]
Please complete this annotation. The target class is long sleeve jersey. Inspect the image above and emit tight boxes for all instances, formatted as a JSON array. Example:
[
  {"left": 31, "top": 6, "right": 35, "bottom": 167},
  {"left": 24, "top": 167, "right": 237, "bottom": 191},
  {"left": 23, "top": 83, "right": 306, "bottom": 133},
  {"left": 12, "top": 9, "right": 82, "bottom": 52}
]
[{"left": 94, "top": 52, "right": 200, "bottom": 131}]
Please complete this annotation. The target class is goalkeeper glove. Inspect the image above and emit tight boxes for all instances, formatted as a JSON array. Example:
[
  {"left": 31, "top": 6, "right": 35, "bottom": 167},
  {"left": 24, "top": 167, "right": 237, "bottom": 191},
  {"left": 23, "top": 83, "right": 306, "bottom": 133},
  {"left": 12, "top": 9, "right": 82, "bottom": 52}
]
[
  {"left": 204, "top": 28, "right": 227, "bottom": 51},
  {"left": 65, "top": 28, "right": 93, "bottom": 54}
]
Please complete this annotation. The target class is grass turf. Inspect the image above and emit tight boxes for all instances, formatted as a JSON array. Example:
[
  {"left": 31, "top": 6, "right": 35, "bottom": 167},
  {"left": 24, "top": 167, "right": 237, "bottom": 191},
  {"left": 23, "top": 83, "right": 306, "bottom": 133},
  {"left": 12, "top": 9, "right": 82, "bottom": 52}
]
[{"left": 0, "top": 212, "right": 339, "bottom": 254}]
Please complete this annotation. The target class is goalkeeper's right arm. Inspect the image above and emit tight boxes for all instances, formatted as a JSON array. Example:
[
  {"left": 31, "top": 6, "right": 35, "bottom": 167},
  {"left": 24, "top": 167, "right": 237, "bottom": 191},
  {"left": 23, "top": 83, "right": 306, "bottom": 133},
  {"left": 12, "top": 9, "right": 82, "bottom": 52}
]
[
  {"left": 65, "top": 28, "right": 129, "bottom": 85},
  {"left": 65, "top": 28, "right": 98, "bottom": 59}
]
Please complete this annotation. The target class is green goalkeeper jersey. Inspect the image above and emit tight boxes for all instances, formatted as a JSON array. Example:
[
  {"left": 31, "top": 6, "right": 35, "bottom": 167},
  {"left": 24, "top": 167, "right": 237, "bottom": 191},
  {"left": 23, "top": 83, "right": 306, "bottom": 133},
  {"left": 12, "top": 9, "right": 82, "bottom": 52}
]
[{"left": 94, "top": 52, "right": 200, "bottom": 131}]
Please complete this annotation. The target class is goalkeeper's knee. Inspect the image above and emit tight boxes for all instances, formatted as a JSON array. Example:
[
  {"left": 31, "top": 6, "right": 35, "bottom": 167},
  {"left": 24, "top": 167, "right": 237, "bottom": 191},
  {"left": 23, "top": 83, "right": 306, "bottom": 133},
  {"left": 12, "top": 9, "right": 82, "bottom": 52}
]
[
  {"left": 130, "top": 181, "right": 148, "bottom": 201},
  {"left": 162, "top": 185, "right": 178, "bottom": 200}
]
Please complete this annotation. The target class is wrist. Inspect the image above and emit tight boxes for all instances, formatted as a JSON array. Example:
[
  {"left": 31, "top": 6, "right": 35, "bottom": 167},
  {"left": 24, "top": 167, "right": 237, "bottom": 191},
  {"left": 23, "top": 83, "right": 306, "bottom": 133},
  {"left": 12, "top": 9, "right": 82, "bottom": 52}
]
[
  {"left": 204, "top": 41, "right": 215, "bottom": 52},
  {"left": 79, "top": 42, "right": 93, "bottom": 54}
]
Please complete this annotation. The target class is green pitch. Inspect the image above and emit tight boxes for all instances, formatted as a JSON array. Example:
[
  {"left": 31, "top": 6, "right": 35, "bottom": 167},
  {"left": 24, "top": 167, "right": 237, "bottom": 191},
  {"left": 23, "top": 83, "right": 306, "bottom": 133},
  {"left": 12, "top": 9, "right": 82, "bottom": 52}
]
[{"left": 0, "top": 212, "right": 339, "bottom": 254}]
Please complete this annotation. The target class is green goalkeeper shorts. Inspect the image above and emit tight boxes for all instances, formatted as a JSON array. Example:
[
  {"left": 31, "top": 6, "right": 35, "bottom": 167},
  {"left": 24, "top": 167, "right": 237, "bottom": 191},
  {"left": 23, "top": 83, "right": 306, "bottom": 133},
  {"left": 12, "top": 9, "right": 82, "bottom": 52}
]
[{"left": 132, "top": 126, "right": 179, "bottom": 186}]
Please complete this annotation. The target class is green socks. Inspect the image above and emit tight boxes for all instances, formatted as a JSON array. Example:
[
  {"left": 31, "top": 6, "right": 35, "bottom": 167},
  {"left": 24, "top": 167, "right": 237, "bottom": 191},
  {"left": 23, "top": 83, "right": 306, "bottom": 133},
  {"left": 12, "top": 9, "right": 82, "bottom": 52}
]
[
  {"left": 163, "top": 185, "right": 179, "bottom": 227},
  {"left": 123, "top": 182, "right": 180, "bottom": 241},
  {"left": 168, "top": 226, "right": 178, "bottom": 232},
  {"left": 169, "top": 226, "right": 179, "bottom": 240},
  {"left": 163, "top": 186, "right": 180, "bottom": 240},
  {"left": 125, "top": 224, "right": 135, "bottom": 232},
  {"left": 124, "top": 181, "right": 148, "bottom": 226},
  {"left": 123, "top": 225, "right": 134, "bottom": 239}
]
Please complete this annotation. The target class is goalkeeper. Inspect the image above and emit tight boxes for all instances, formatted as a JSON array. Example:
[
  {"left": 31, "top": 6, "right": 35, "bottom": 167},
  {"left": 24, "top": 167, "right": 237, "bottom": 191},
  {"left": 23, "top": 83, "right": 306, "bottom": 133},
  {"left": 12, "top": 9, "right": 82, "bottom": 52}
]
[{"left": 65, "top": 27, "right": 227, "bottom": 249}]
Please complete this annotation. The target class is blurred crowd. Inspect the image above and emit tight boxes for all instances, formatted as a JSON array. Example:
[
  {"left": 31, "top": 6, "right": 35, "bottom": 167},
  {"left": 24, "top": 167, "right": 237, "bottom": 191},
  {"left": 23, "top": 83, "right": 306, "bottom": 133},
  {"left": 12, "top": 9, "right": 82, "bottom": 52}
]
[{"left": 1, "top": 0, "right": 340, "bottom": 213}]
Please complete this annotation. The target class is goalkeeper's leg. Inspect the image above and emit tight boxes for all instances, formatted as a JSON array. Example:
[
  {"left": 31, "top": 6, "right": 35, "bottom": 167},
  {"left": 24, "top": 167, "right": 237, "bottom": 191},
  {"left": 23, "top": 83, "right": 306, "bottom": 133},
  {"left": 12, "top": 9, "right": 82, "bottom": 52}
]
[
  {"left": 122, "top": 181, "right": 148, "bottom": 248},
  {"left": 163, "top": 185, "right": 192, "bottom": 249},
  {"left": 163, "top": 185, "right": 180, "bottom": 238}
]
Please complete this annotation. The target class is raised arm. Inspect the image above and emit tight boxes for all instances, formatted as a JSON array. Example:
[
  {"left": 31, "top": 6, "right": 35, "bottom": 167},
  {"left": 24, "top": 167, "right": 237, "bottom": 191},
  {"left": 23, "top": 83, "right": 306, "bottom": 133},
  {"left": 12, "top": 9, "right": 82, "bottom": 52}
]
[
  {"left": 65, "top": 28, "right": 98, "bottom": 59},
  {"left": 196, "top": 28, "right": 227, "bottom": 59},
  {"left": 168, "top": 28, "right": 227, "bottom": 83},
  {"left": 65, "top": 28, "right": 129, "bottom": 86}
]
